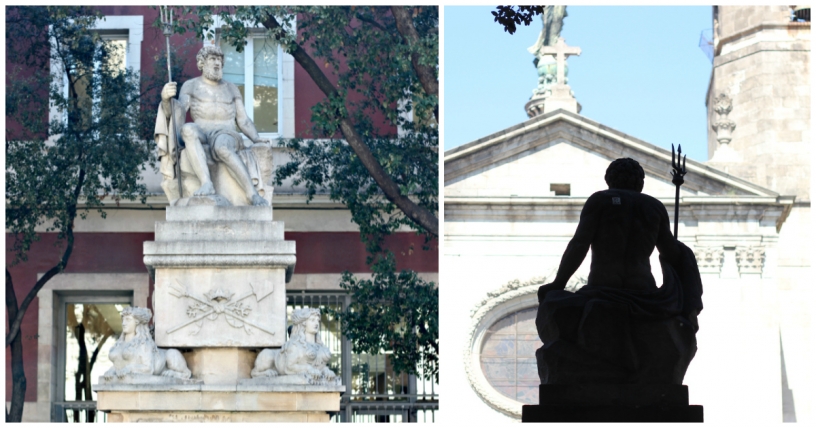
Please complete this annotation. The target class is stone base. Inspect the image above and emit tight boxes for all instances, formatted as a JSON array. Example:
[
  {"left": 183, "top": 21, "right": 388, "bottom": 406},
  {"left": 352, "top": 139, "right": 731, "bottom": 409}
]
[
  {"left": 521, "top": 404, "right": 703, "bottom": 422},
  {"left": 95, "top": 384, "right": 343, "bottom": 423},
  {"left": 106, "top": 411, "right": 330, "bottom": 423},
  {"left": 185, "top": 348, "right": 256, "bottom": 384},
  {"left": 521, "top": 384, "right": 703, "bottom": 422}
]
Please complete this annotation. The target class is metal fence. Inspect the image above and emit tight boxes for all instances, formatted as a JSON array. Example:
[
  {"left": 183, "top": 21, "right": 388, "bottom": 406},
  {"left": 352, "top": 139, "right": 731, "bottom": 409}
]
[{"left": 286, "top": 291, "right": 439, "bottom": 423}]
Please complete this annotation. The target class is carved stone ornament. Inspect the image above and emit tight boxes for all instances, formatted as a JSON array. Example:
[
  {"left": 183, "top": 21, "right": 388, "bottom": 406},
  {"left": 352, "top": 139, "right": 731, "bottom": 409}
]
[
  {"left": 735, "top": 246, "right": 765, "bottom": 275},
  {"left": 693, "top": 246, "right": 725, "bottom": 275},
  {"left": 98, "top": 307, "right": 200, "bottom": 385},
  {"left": 247, "top": 308, "right": 340, "bottom": 386},
  {"left": 712, "top": 93, "right": 736, "bottom": 144},
  {"left": 463, "top": 271, "right": 586, "bottom": 419},
  {"left": 167, "top": 280, "right": 275, "bottom": 337}
]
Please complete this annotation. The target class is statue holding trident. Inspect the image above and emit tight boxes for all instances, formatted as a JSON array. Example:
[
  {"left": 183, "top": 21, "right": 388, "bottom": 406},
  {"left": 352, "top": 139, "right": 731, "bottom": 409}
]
[
  {"left": 534, "top": 157, "right": 703, "bottom": 386},
  {"left": 154, "top": 7, "right": 273, "bottom": 207}
]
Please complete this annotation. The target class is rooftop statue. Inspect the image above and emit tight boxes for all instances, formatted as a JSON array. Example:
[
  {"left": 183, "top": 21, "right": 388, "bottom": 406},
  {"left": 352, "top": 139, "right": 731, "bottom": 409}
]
[
  {"left": 528, "top": 6, "right": 569, "bottom": 97},
  {"left": 155, "top": 45, "right": 274, "bottom": 207},
  {"left": 536, "top": 158, "right": 703, "bottom": 385}
]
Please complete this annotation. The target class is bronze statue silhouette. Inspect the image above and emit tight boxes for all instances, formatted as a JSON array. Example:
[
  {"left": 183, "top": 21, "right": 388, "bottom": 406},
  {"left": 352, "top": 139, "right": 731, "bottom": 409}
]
[{"left": 536, "top": 158, "right": 703, "bottom": 385}]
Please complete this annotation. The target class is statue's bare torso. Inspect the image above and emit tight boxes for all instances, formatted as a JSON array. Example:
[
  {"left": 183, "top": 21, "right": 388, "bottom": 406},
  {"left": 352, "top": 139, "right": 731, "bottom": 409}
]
[{"left": 180, "top": 77, "right": 240, "bottom": 134}]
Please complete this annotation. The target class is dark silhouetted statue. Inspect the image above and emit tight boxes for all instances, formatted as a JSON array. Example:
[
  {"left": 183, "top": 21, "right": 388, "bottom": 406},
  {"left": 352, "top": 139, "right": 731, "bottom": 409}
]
[{"left": 535, "top": 158, "right": 703, "bottom": 386}]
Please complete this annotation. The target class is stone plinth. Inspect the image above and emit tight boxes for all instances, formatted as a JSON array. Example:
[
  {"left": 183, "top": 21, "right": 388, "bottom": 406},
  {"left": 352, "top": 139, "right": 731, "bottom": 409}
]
[
  {"left": 521, "top": 384, "right": 703, "bottom": 423},
  {"left": 525, "top": 84, "right": 581, "bottom": 118},
  {"left": 185, "top": 349, "right": 256, "bottom": 385},
  {"left": 143, "top": 206, "right": 295, "bottom": 348},
  {"left": 94, "top": 384, "right": 345, "bottom": 423}
]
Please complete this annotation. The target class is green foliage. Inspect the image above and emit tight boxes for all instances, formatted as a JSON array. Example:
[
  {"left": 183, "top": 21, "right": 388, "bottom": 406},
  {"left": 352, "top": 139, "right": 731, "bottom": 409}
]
[
  {"left": 6, "top": 6, "right": 155, "bottom": 264},
  {"left": 492, "top": 6, "right": 546, "bottom": 34},
  {"left": 332, "top": 253, "right": 438, "bottom": 382},
  {"left": 164, "top": 6, "right": 439, "bottom": 380}
]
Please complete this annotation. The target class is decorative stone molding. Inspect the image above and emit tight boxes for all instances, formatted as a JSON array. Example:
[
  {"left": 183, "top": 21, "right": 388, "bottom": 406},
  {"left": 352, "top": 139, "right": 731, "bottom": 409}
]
[
  {"left": 711, "top": 93, "right": 736, "bottom": 144},
  {"left": 735, "top": 246, "right": 765, "bottom": 275},
  {"left": 693, "top": 246, "right": 725, "bottom": 275},
  {"left": 464, "top": 271, "right": 586, "bottom": 419}
]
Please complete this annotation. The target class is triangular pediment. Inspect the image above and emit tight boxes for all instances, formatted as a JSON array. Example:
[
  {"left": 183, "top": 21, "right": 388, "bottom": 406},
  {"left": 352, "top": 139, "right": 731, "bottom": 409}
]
[{"left": 444, "top": 109, "right": 778, "bottom": 199}]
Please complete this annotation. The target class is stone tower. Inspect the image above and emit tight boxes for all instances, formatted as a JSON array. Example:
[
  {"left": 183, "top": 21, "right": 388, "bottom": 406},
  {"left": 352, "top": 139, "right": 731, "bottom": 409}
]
[{"left": 706, "top": 5, "right": 811, "bottom": 201}]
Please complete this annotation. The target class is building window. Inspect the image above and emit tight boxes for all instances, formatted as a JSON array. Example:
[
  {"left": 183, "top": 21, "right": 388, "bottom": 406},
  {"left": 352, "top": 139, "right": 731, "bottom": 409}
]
[
  {"left": 465, "top": 274, "right": 585, "bottom": 420},
  {"left": 71, "top": 34, "right": 128, "bottom": 129},
  {"left": 54, "top": 291, "right": 133, "bottom": 423},
  {"left": 480, "top": 307, "right": 539, "bottom": 405},
  {"left": 220, "top": 35, "right": 283, "bottom": 137}
]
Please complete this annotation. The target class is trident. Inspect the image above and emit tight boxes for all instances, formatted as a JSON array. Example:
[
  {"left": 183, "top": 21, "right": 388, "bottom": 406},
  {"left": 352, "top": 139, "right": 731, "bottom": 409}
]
[
  {"left": 160, "top": 6, "right": 184, "bottom": 198},
  {"left": 670, "top": 144, "right": 687, "bottom": 239}
]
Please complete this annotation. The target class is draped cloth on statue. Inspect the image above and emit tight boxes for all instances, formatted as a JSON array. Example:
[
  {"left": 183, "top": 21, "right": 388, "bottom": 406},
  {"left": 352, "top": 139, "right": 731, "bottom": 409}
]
[
  {"left": 153, "top": 102, "right": 264, "bottom": 200},
  {"left": 536, "top": 241, "right": 703, "bottom": 385}
]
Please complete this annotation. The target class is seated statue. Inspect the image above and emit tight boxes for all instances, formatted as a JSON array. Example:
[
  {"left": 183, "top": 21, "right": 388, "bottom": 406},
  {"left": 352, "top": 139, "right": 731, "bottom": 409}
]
[
  {"left": 155, "top": 44, "right": 274, "bottom": 207},
  {"left": 101, "top": 307, "right": 194, "bottom": 384},
  {"left": 536, "top": 158, "right": 703, "bottom": 385},
  {"left": 249, "top": 308, "right": 339, "bottom": 385}
]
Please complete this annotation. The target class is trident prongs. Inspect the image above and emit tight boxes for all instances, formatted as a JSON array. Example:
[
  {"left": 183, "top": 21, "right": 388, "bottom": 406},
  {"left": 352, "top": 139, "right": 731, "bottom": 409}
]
[
  {"left": 670, "top": 144, "right": 688, "bottom": 238},
  {"left": 670, "top": 144, "right": 687, "bottom": 186}
]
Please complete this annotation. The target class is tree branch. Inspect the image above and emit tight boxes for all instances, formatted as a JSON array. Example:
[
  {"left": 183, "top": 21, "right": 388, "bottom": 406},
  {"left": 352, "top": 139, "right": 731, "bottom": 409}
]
[
  {"left": 5, "top": 168, "right": 84, "bottom": 348},
  {"left": 390, "top": 6, "right": 439, "bottom": 121},
  {"left": 262, "top": 15, "right": 438, "bottom": 236}
]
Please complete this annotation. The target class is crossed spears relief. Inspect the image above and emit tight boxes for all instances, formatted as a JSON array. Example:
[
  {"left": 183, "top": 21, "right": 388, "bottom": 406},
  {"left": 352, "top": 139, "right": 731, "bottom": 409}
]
[{"left": 167, "top": 280, "right": 275, "bottom": 336}]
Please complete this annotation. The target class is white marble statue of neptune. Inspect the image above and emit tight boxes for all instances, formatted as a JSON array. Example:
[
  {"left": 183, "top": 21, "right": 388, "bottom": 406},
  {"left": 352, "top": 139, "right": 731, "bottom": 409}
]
[{"left": 157, "top": 44, "right": 270, "bottom": 206}]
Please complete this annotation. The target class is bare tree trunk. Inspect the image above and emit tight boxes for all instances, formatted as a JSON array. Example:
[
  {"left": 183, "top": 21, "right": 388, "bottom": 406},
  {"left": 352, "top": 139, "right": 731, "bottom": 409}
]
[
  {"left": 261, "top": 16, "right": 439, "bottom": 237},
  {"left": 73, "top": 323, "right": 88, "bottom": 422},
  {"left": 5, "top": 270, "right": 27, "bottom": 423}
]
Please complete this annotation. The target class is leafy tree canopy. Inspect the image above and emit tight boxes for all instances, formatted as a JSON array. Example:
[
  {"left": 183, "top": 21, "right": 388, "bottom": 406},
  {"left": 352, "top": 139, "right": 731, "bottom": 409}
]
[{"left": 6, "top": 5, "right": 163, "bottom": 421}]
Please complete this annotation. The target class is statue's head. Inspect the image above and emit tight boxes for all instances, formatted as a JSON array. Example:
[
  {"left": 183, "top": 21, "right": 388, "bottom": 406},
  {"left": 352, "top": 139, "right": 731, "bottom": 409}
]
[
  {"left": 196, "top": 44, "right": 224, "bottom": 81},
  {"left": 605, "top": 158, "right": 645, "bottom": 192},
  {"left": 120, "top": 307, "right": 152, "bottom": 340},
  {"left": 289, "top": 308, "right": 323, "bottom": 344}
]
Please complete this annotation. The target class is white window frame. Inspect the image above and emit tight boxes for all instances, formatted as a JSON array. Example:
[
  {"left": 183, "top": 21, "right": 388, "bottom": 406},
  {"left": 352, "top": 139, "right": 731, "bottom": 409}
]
[
  {"left": 225, "top": 35, "right": 285, "bottom": 140},
  {"left": 211, "top": 15, "right": 295, "bottom": 139},
  {"left": 48, "top": 16, "right": 143, "bottom": 127}
]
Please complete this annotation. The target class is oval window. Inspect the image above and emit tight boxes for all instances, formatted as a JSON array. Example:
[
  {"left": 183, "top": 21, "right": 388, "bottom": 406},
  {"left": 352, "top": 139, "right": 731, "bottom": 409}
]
[{"left": 479, "top": 307, "right": 540, "bottom": 405}]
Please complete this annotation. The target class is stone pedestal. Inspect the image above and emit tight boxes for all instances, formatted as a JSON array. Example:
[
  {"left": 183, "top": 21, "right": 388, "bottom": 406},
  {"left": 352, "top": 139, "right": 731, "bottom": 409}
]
[
  {"left": 521, "top": 384, "right": 704, "bottom": 422},
  {"left": 95, "top": 384, "right": 345, "bottom": 423},
  {"left": 94, "top": 206, "right": 343, "bottom": 422},
  {"left": 525, "top": 84, "right": 582, "bottom": 118}
]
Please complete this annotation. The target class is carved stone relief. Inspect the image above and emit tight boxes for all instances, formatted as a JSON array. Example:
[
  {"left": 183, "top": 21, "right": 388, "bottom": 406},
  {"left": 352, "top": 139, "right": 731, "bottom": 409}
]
[
  {"left": 735, "top": 246, "right": 765, "bottom": 276},
  {"left": 98, "top": 307, "right": 200, "bottom": 385},
  {"left": 712, "top": 93, "right": 736, "bottom": 145},
  {"left": 247, "top": 308, "right": 341, "bottom": 386},
  {"left": 693, "top": 246, "right": 725, "bottom": 275}
]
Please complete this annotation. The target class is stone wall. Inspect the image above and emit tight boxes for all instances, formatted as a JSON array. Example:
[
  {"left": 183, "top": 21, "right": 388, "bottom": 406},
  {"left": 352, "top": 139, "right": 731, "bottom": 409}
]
[{"left": 707, "top": 6, "right": 810, "bottom": 200}]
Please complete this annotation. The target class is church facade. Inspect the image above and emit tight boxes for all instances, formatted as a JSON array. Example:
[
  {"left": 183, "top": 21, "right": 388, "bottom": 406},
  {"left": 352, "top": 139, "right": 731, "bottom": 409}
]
[
  {"left": 5, "top": 6, "right": 438, "bottom": 422},
  {"left": 444, "top": 5, "right": 811, "bottom": 424}
]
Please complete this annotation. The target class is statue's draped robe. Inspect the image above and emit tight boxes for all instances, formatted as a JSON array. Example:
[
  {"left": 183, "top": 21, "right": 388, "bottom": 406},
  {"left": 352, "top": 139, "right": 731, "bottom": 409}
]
[
  {"left": 153, "top": 102, "right": 264, "bottom": 200},
  {"left": 536, "top": 241, "right": 703, "bottom": 384}
]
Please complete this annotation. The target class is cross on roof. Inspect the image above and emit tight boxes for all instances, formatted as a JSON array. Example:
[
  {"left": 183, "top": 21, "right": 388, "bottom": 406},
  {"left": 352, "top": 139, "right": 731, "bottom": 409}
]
[{"left": 539, "top": 37, "right": 581, "bottom": 85}]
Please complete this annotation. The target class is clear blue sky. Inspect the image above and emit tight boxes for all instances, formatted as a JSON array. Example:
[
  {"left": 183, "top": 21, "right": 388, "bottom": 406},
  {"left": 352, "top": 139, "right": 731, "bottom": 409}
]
[{"left": 443, "top": 6, "right": 713, "bottom": 162}]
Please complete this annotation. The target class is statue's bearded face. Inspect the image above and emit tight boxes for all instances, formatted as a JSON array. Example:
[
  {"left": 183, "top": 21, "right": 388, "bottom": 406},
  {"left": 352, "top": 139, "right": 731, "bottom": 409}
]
[{"left": 202, "top": 55, "right": 223, "bottom": 81}]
